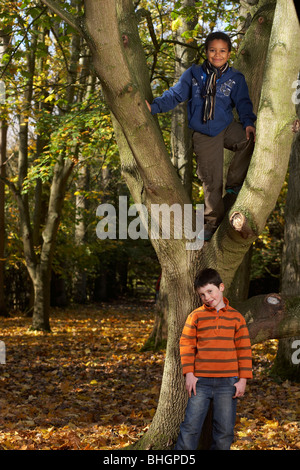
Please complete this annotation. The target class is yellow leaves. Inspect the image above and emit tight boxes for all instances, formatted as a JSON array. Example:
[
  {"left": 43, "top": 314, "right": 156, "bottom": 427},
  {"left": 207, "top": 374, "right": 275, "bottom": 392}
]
[
  {"left": 171, "top": 18, "right": 182, "bottom": 31},
  {"left": 232, "top": 340, "right": 300, "bottom": 450},
  {"left": 0, "top": 303, "right": 161, "bottom": 450},
  {"left": 44, "top": 94, "right": 56, "bottom": 103}
]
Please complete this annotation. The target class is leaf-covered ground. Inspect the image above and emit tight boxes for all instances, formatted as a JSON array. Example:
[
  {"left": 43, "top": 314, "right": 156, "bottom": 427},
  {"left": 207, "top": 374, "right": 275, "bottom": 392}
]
[{"left": 0, "top": 302, "right": 299, "bottom": 450}]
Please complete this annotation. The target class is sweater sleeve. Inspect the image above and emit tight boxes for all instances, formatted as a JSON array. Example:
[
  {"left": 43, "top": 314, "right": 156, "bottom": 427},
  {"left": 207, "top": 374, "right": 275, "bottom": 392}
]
[
  {"left": 179, "top": 312, "right": 197, "bottom": 375},
  {"left": 151, "top": 67, "right": 193, "bottom": 115},
  {"left": 235, "top": 316, "right": 253, "bottom": 379},
  {"left": 231, "top": 73, "right": 256, "bottom": 129}
]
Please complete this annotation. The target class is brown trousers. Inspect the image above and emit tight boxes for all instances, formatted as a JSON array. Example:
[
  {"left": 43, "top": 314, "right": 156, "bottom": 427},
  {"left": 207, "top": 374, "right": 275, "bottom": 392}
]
[{"left": 193, "top": 121, "right": 254, "bottom": 228}]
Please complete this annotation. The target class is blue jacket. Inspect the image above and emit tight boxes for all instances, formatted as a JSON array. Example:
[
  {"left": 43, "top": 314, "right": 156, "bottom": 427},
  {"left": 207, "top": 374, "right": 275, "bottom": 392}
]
[{"left": 151, "top": 64, "right": 256, "bottom": 137}]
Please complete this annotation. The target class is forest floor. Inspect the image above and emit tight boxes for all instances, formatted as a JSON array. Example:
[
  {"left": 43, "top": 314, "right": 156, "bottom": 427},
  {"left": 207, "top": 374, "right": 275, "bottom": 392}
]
[{"left": 0, "top": 300, "right": 299, "bottom": 451}]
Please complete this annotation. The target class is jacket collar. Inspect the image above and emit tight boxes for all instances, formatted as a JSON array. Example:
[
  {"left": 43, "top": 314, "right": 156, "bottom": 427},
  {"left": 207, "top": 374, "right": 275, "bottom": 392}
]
[
  {"left": 201, "top": 296, "right": 229, "bottom": 312},
  {"left": 192, "top": 63, "right": 233, "bottom": 84}
]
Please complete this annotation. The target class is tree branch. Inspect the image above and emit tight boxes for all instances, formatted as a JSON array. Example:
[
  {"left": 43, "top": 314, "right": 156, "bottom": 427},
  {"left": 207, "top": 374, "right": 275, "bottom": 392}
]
[
  {"left": 230, "top": 211, "right": 257, "bottom": 239},
  {"left": 235, "top": 293, "right": 300, "bottom": 344},
  {"left": 40, "top": 0, "right": 84, "bottom": 36}
]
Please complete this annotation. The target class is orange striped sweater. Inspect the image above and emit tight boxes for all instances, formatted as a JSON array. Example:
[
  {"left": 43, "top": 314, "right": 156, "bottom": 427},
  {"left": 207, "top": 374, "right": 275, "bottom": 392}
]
[{"left": 180, "top": 298, "right": 252, "bottom": 378}]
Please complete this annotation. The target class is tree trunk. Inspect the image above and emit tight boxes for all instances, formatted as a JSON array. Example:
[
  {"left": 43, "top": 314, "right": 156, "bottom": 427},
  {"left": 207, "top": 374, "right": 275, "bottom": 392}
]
[
  {"left": 0, "top": 120, "right": 7, "bottom": 317},
  {"left": 30, "top": 155, "right": 74, "bottom": 330},
  {"left": 272, "top": 85, "right": 300, "bottom": 382},
  {"left": 42, "top": 0, "right": 300, "bottom": 448},
  {"left": 0, "top": 27, "right": 10, "bottom": 316},
  {"left": 73, "top": 160, "right": 89, "bottom": 303},
  {"left": 170, "top": 0, "right": 197, "bottom": 198},
  {"left": 30, "top": 267, "right": 51, "bottom": 331},
  {"left": 134, "top": 263, "right": 199, "bottom": 449},
  {"left": 73, "top": 48, "right": 95, "bottom": 304}
]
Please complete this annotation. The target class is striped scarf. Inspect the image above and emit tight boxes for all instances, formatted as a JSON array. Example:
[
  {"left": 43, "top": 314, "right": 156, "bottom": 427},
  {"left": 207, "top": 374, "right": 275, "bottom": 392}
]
[{"left": 202, "top": 59, "right": 229, "bottom": 122}]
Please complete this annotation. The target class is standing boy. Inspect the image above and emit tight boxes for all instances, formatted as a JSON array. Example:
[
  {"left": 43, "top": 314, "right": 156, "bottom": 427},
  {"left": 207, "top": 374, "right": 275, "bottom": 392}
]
[
  {"left": 147, "top": 32, "right": 256, "bottom": 240},
  {"left": 175, "top": 268, "right": 252, "bottom": 450}
]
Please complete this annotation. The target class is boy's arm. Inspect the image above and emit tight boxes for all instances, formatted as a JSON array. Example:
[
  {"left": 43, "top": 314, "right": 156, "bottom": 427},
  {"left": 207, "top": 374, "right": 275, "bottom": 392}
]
[
  {"left": 179, "top": 314, "right": 198, "bottom": 397},
  {"left": 148, "top": 67, "right": 193, "bottom": 115},
  {"left": 179, "top": 312, "right": 197, "bottom": 376},
  {"left": 235, "top": 316, "right": 253, "bottom": 381},
  {"left": 231, "top": 74, "right": 257, "bottom": 132}
]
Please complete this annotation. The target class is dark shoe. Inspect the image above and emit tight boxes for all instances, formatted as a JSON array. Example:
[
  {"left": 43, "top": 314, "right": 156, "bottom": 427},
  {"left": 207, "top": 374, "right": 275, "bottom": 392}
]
[
  {"left": 223, "top": 185, "right": 242, "bottom": 212},
  {"left": 225, "top": 185, "right": 242, "bottom": 195},
  {"left": 204, "top": 224, "right": 217, "bottom": 241}
]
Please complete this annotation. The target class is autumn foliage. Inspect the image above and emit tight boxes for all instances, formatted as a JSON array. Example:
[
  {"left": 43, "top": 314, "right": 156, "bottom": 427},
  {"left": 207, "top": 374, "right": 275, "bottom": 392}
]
[{"left": 0, "top": 302, "right": 299, "bottom": 450}]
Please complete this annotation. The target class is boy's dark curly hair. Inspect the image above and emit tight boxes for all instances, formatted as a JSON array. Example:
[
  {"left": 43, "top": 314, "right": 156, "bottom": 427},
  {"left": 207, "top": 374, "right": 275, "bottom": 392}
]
[
  {"left": 194, "top": 268, "right": 223, "bottom": 290},
  {"left": 204, "top": 32, "right": 232, "bottom": 52}
]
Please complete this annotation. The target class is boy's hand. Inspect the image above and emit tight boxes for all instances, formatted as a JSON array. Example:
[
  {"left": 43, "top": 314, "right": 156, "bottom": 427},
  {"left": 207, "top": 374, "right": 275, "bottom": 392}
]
[
  {"left": 246, "top": 125, "right": 256, "bottom": 142},
  {"left": 185, "top": 372, "right": 198, "bottom": 397},
  {"left": 233, "top": 378, "right": 247, "bottom": 398},
  {"left": 145, "top": 100, "right": 151, "bottom": 112}
]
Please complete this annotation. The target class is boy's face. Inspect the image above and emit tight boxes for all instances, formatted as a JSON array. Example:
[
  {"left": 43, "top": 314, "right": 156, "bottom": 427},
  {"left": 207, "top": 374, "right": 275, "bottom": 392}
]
[
  {"left": 197, "top": 283, "right": 225, "bottom": 310},
  {"left": 206, "top": 39, "right": 231, "bottom": 68}
]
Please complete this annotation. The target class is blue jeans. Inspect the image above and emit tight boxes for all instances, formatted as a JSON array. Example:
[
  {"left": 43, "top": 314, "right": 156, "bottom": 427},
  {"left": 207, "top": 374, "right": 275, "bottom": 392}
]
[{"left": 175, "top": 377, "right": 237, "bottom": 450}]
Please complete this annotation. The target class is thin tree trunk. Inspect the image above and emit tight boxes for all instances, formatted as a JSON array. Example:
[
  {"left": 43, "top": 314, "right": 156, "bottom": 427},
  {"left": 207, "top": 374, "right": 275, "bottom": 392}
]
[
  {"left": 170, "top": 0, "right": 197, "bottom": 198},
  {"left": 31, "top": 155, "right": 74, "bottom": 330},
  {"left": 17, "top": 13, "right": 81, "bottom": 329},
  {"left": 73, "top": 160, "right": 89, "bottom": 303},
  {"left": 73, "top": 53, "right": 95, "bottom": 304},
  {"left": 272, "top": 86, "right": 300, "bottom": 382},
  {"left": 0, "top": 27, "right": 10, "bottom": 316},
  {"left": 0, "top": 120, "right": 7, "bottom": 316}
]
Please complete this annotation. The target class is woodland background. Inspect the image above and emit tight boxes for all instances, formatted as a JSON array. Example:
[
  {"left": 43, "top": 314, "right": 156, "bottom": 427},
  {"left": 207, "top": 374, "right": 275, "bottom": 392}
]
[{"left": 0, "top": 0, "right": 299, "bottom": 451}]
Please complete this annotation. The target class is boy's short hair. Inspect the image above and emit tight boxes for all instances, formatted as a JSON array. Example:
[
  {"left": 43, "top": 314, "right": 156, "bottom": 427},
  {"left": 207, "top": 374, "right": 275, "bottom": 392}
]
[
  {"left": 194, "top": 268, "right": 223, "bottom": 290},
  {"left": 204, "top": 32, "right": 232, "bottom": 52}
]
